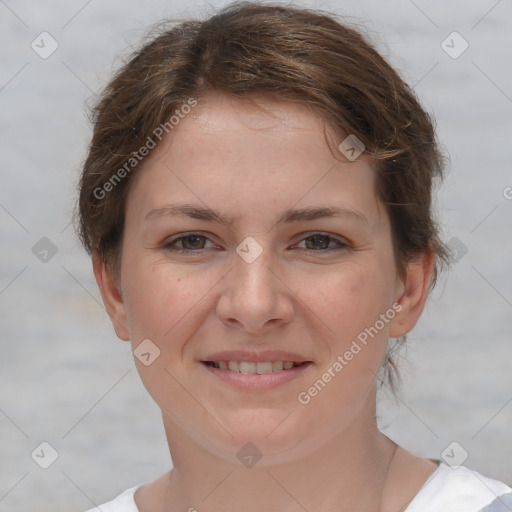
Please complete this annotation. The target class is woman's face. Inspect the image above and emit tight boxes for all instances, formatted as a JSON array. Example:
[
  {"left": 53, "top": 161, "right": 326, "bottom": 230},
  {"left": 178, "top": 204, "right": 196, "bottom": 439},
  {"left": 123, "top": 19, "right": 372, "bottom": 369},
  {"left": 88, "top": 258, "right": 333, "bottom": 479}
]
[{"left": 98, "top": 92, "right": 425, "bottom": 465}]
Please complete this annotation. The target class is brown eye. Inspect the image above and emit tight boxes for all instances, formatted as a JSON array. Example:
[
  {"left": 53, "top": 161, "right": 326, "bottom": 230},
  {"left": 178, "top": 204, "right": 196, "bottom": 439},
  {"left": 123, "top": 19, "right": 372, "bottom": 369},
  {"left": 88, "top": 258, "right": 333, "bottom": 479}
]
[
  {"left": 299, "top": 233, "right": 348, "bottom": 252},
  {"left": 179, "top": 235, "right": 207, "bottom": 250},
  {"left": 164, "top": 233, "right": 213, "bottom": 252},
  {"left": 305, "top": 234, "right": 330, "bottom": 250}
]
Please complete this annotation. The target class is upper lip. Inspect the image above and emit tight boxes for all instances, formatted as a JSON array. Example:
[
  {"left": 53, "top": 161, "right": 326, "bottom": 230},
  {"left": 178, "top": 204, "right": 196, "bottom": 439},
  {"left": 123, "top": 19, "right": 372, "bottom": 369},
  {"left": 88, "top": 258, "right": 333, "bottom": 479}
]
[{"left": 200, "top": 350, "right": 312, "bottom": 363}]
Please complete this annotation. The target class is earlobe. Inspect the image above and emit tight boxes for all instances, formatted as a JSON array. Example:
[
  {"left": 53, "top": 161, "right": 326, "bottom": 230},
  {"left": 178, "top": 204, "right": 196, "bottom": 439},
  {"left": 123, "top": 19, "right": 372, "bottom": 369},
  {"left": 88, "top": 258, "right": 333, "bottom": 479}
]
[
  {"left": 389, "top": 251, "right": 435, "bottom": 338},
  {"left": 92, "top": 252, "right": 131, "bottom": 341}
]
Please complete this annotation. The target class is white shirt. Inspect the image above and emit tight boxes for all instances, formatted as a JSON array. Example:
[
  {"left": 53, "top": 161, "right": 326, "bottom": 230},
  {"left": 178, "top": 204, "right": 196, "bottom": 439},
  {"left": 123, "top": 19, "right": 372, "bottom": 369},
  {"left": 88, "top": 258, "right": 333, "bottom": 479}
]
[{"left": 84, "top": 462, "right": 512, "bottom": 512}]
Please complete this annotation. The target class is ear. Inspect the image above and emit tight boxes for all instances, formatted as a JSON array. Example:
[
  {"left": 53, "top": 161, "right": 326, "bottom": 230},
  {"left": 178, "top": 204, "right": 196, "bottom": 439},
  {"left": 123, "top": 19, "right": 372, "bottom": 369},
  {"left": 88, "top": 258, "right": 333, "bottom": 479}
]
[
  {"left": 92, "top": 252, "right": 130, "bottom": 341},
  {"left": 389, "top": 250, "right": 434, "bottom": 338}
]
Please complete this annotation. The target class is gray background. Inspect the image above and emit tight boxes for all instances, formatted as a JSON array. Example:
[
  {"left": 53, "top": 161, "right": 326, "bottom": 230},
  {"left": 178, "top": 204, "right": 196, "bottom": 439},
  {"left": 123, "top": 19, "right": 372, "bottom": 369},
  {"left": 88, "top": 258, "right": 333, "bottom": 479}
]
[{"left": 1, "top": 0, "right": 511, "bottom": 510}]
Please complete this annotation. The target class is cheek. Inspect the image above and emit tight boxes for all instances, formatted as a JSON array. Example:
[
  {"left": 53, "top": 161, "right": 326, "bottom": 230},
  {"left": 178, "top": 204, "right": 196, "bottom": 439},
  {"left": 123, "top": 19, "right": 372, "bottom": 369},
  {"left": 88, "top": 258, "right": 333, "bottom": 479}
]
[
  {"left": 289, "top": 265, "right": 395, "bottom": 446},
  {"left": 120, "top": 260, "right": 212, "bottom": 403},
  {"left": 312, "top": 262, "right": 395, "bottom": 337},
  {"left": 307, "top": 261, "right": 396, "bottom": 392},
  {"left": 121, "top": 253, "right": 224, "bottom": 353}
]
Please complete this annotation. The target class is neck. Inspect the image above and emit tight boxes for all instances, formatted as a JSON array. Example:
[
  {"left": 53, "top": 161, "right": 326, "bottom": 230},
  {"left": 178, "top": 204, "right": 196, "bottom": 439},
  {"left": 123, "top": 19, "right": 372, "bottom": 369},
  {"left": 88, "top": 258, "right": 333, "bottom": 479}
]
[{"left": 160, "top": 395, "right": 398, "bottom": 512}]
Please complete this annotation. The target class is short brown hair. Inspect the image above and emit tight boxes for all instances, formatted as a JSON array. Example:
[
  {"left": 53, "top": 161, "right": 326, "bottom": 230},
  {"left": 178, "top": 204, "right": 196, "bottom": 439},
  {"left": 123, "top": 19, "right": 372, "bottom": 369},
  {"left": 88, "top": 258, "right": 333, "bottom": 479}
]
[{"left": 75, "top": 0, "right": 449, "bottom": 391}]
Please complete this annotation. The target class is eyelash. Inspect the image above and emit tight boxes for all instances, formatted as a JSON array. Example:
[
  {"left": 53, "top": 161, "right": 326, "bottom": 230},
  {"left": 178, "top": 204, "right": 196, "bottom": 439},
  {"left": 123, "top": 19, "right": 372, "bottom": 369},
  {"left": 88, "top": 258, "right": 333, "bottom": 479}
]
[{"left": 162, "top": 232, "right": 349, "bottom": 254}]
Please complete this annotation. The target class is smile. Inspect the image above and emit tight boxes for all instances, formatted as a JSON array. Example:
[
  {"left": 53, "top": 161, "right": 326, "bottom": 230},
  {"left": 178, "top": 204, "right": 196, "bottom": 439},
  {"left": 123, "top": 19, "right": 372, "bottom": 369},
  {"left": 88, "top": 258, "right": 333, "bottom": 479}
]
[
  {"left": 203, "top": 360, "right": 306, "bottom": 373},
  {"left": 200, "top": 360, "right": 313, "bottom": 391}
]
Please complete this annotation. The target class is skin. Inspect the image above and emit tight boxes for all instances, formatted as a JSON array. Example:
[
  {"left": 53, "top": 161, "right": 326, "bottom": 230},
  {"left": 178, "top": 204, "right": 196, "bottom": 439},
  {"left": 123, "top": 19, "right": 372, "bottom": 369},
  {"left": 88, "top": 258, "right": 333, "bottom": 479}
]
[{"left": 94, "top": 91, "right": 438, "bottom": 512}]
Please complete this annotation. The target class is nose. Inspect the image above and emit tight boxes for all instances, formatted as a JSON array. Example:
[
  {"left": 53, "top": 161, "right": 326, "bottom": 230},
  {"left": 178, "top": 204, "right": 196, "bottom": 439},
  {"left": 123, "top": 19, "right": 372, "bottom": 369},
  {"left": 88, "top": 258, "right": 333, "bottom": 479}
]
[{"left": 216, "top": 243, "right": 294, "bottom": 335}]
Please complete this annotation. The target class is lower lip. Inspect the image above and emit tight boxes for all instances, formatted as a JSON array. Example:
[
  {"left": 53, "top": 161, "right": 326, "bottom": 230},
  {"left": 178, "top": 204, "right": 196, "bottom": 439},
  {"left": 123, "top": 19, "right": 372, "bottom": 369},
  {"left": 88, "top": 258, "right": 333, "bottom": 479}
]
[{"left": 200, "top": 362, "right": 313, "bottom": 391}]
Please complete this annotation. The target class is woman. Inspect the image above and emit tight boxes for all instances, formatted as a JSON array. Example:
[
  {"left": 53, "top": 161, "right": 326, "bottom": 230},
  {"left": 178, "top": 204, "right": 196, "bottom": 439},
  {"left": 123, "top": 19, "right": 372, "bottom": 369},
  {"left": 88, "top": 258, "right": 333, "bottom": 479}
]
[{"left": 77, "top": 2, "right": 512, "bottom": 510}]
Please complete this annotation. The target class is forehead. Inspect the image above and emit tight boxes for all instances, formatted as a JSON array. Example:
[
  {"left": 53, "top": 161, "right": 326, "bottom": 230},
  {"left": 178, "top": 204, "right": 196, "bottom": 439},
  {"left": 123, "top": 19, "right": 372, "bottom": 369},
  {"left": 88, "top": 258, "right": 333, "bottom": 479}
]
[
  {"left": 126, "top": 91, "right": 381, "bottom": 226},
  {"left": 189, "top": 91, "right": 329, "bottom": 133},
  {"left": 134, "top": 91, "right": 362, "bottom": 183},
  {"left": 155, "top": 91, "right": 343, "bottom": 177}
]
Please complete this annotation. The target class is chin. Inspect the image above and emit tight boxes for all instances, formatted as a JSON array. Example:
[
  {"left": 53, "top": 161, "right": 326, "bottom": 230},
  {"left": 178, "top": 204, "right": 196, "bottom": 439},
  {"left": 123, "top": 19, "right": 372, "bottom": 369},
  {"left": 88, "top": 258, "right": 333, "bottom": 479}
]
[{"left": 205, "top": 415, "right": 313, "bottom": 464}]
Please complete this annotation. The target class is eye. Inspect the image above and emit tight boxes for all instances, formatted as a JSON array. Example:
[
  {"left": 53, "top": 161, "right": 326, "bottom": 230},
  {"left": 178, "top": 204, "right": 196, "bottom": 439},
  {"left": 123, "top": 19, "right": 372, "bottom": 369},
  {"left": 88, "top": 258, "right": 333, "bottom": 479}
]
[
  {"left": 295, "top": 233, "right": 349, "bottom": 252},
  {"left": 163, "top": 233, "right": 216, "bottom": 253},
  {"left": 162, "top": 232, "right": 349, "bottom": 255}
]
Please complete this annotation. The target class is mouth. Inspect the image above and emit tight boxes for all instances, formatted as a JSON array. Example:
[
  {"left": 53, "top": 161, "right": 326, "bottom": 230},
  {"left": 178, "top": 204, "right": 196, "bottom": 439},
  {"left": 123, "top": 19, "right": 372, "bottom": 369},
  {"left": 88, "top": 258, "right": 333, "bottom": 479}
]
[
  {"left": 201, "top": 360, "right": 309, "bottom": 374},
  {"left": 199, "top": 356, "right": 313, "bottom": 391}
]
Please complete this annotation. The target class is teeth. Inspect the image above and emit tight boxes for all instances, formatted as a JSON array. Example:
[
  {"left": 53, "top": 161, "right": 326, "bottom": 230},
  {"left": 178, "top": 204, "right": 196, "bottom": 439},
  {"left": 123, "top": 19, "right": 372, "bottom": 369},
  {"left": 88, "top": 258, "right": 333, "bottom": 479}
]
[
  {"left": 209, "top": 360, "right": 303, "bottom": 373},
  {"left": 272, "top": 361, "right": 284, "bottom": 371},
  {"left": 256, "top": 362, "right": 273, "bottom": 374},
  {"left": 239, "top": 362, "right": 256, "bottom": 374}
]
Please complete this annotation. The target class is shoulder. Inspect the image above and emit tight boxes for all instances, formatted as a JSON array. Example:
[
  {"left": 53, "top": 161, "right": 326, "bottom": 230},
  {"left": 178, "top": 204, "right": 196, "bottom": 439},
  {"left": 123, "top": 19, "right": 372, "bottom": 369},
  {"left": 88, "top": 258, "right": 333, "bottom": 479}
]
[
  {"left": 82, "top": 470, "right": 172, "bottom": 512},
  {"left": 406, "top": 462, "right": 512, "bottom": 512},
  {"left": 82, "top": 484, "right": 142, "bottom": 512}
]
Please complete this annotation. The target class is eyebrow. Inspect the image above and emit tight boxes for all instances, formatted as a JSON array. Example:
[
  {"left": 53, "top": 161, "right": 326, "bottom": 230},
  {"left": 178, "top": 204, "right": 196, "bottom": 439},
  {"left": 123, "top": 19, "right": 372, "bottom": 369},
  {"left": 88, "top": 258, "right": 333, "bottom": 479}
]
[{"left": 144, "top": 203, "right": 368, "bottom": 225}]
